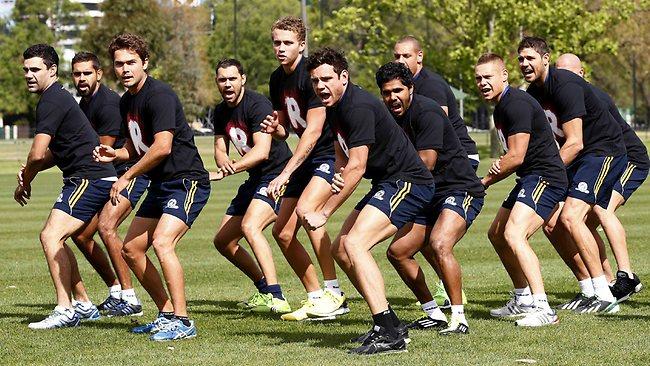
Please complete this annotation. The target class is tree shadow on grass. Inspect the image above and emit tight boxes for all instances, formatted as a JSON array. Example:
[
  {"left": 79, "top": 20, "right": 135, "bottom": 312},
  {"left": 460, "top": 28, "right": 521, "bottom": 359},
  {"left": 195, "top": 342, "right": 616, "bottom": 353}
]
[
  {"left": 14, "top": 303, "right": 53, "bottom": 311},
  {"left": 0, "top": 311, "right": 48, "bottom": 323},
  {"left": 234, "top": 329, "right": 359, "bottom": 349}
]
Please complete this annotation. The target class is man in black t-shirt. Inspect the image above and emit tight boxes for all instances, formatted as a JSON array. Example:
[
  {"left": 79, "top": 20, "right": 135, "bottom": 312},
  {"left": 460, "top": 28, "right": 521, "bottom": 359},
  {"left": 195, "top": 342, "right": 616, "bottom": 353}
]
[
  {"left": 259, "top": 17, "right": 347, "bottom": 321},
  {"left": 476, "top": 53, "right": 567, "bottom": 327},
  {"left": 95, "top": 33, "right": 210, "bottom": 341},
  {"left": 70, "top": 52, "right": 144, "bottom": 315},
  {"left": 519, "top": 36, "right": 626, "bottom": 314},
  {"left": 303, "top": 48, "right": 435, "bottom": 355},
  {"left": 374, "top": 62, "right": 484, "bottom": 335},
  {"left": 16, "top": 44, "right": 116, "bottom": 330},
  {"left": 394, "top": 36, "right": 480, "bottom": 170},
  {"left": 556, "top": 53, "right": 645, "bottom": 303},
  {"left": 211, "top": 58, "right": 293, "bottom": 315}
]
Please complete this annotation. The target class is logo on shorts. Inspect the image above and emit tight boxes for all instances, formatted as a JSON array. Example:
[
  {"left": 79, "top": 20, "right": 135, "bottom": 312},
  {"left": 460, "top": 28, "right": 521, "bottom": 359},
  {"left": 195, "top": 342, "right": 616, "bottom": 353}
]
[
  {"left": 258, "top": 187, "right": 269, "bottom": 197},
  {"left": 576, "top": 182, "right": 590, "bottom": 194},
  {"left": 317, "top": 163, "right": 331, "bottom": 174},
  {"left": 166, "top": 198, "right": 179, "bottom": 209},
  {"left": 373, "top": 190, "right": 385, "bottom": 201},
  {"left": 56, "top": 193, "right": 63, "bottom": 203},
  {"left": 518, "top": 189, "right": 526, "bottom": 198},
  {"left": 445, "top": 196, "right": 457, "bottom": 206}
]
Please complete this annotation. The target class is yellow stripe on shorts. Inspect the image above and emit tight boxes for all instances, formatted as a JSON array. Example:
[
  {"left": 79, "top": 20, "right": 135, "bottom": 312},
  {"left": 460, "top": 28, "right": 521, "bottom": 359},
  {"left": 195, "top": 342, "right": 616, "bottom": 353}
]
[
  {"left": 389, "top": 182, "right": 411, "bottom": 213},
  {"left": 69, "top": 179, "right": 89, "bottom": 209},
  {"left": 594, "top": 156, "right": 613, "bottom": 197}
]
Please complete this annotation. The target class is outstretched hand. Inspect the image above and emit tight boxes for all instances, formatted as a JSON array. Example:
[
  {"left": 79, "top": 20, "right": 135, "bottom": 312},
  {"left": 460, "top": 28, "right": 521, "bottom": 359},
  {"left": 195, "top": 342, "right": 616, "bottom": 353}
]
[
  {"left": 331, "top": 167, "right": 345, "bottom": 193},
  {"left": 261, "top": 111, "right": 280, "bottom": 134},
  {"left": 93, "top": 144, "right": 117, "bottom": 163}
]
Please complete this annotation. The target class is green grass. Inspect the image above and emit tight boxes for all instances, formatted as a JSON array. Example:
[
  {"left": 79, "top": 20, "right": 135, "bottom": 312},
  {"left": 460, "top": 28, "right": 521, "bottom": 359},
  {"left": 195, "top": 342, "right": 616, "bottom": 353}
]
[{"left": 1, "top": 134, "right": 649, "bottom": 365}]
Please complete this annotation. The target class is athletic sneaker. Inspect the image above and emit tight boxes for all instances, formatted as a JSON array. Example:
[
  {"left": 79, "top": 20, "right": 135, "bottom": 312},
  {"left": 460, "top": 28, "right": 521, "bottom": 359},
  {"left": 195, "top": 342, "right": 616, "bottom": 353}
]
[
  {"left": 97, "top": 296, "right": 122, "bottom": 312},
  {"left": 407, "top": 315, "right": 448, "bottom": 330},
  {"left": 433, "top": 281, "right": 467, "bottom": 309},
  {"left": 351, "top": 322, "right": 410, "bottom": 344},
  {"left": 439, "top": 320, "right": 469, "bottom": 335},
  {"left": 150, "top": 319, "right": 197, "bottom": 341},
  {"left": 131, "top": 314, "right": 174, "bottom": 334},
  {"left": 556, "top": 293, "right": 591, "bottom": 310},
  {"left": 107, "top": 301, "right": 144, "bottom": 317},
  {"left": 250, "top": 293, "right": 292, "bottom": 313},
  {"left": 281, "top": 299, "right": 314, "bottom": 321},
  {"left": 348, "top": 325, "right": 408, "bottom": 355},
  {"left": 515, "top": 308, "right": 559, "bottom": 327},
  {"left": 610, "top": 271, "right": 643, "bottom": 302},
  {"left": 305, "top": 290, "right": 347, "bottom": 318},
  {"left": 28, "top": 306, "right": 80, "bottom": 330},
  {"left": 237, "top": 292, "right": 269, "bottom": 310},
  {"left": 490, "top": 295, "right": 535, "bottom": 318},
  {"left": 74, "top": 302, "right": 101, "bottom": 321},
  {"left": 575, "top": 296, "right": 619, "bottom": 314}
]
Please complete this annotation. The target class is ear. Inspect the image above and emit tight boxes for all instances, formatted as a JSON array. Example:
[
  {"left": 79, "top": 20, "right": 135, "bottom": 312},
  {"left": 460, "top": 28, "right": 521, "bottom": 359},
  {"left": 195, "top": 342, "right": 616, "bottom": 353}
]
[
  {"left": 409, "top": 85, "right": 414, "bottom": 95},
  {"left": 241, "top": 73, "right": 247, "bottom": 86},
  {"left": 502, "top": 68, "right": 509, "bottom": 83},
  {"left": 298, "top": 40, "right": 306, "bottom": 53},
  {"left": 96, "top": 68, "right": 103, "bottom": 81},
  {"left": 417, "top": 50, "right": 423, "bottom": 65},
  {"left": 340, "top": 69, "right": 349, "bottom": 86},
  {"left": 49, "top": 64, "right": 58, "bottom": 78},
  {"left": 542, "top": 53, "right": 550, "bottom": 66},
  {"left": 142, "top": 58, "right": 149, "bottom": 71}
]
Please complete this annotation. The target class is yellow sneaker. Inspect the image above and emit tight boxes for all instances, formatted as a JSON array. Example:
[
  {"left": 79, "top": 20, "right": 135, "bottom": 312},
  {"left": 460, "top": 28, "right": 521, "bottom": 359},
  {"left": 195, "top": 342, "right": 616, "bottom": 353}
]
[
  {"left": 250, "top": 293, "right": 292, "bottom": 314},
  {"left": 281, "top": 300, "right": 313, "bottom": 321},
  {"left": 306, "top": 290, "right": 350, "bottom": 318}
]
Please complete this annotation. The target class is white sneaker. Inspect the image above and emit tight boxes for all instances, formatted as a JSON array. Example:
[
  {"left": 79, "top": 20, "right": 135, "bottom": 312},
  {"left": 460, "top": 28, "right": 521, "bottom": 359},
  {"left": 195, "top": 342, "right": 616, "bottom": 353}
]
[
  {"left": 515, "top": 308, "right": 559, "bottom": 327},
  {"left": 306, "top": 290, "right": 350, "bottom": 318},
  {"left": 28, "top": 306, "right": 81, "bottom": 330},
  {"left": 490, "top": 295, "right": 535, "bottom": 318}
]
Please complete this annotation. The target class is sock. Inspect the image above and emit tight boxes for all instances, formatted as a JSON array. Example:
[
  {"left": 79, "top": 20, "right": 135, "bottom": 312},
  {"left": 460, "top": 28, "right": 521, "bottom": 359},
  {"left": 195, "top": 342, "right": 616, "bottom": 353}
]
[
  {"left": 265, "top": 284, "right": 285, "bottom": 300},
  {"left": 621, "top": 270, "right": 634, "bottom": 278},
  {"left": 371, "top": 309, "right": 397, "bottom": 337},
  {"left": 514, "top": 286, "right": 533, "bottom": 306},
  {"left": 109, "top": 284, "right": 122, "bottom": 299},
  {"left": 307, "top": 289, "right": 324, "bottom": 301},
  {"left": 592, "top": 275, "right": 615, "bottom": 301},
  {"left": 254, "top": 277, "right": 268, "bottom": 292},
  {"left": 121, "top": 288, "right": 140, "bottom": 305},
  {"left": 532, "top": 293, "right": 551, "bottom": 311},
  {"left": 160, "top": 311, "right": 174, "bottom": 320},
  {"left": 450, "top": 305, "right": 467, "bottom": 324},
  {"left": 421, "top": 300, "right": 446, "bottom": 321},
  {"left": 387, "top": 305, "right": 401, "bottom": 327},
  {"left": 579, "top": 278, "right": 595, "bottom": 297},
  {"left": 324, "top": 279, "right": 342, "bottom": 296},
  {"left": 175, "top": 315, "right": 191, "bottom": 327}
]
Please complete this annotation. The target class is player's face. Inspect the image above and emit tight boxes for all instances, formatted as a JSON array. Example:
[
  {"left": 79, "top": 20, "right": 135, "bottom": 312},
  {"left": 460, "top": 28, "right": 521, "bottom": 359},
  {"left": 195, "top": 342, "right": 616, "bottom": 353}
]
[
  {"left": 72, "top": 61, "right": 101, "bottom": 98},
  {"left": 272, "top": 29, "right": 305, "bottom": 66},
  {"left": 380, "top": 79, "right": 413, "bottom": 117},
  {"left": 113, "top": 49, "right": 148, "bottom": 90},
  {"left": 23, "top": 57, "right": 56, "bottom": 94},
  {"left": 475, "top": 61, "right": 507, "bottom": 102},
  {"left": 310, "top": 64, "right": 348, "bottom": 107},
  {"left": 518, "top": 48, "right": 548, "bottom": 83},
  {"left": 216, "top": 65, "right": 246, "bottom": 106},
  {"left": 393, "top": 42, "right": 422, "bottom": 76}
]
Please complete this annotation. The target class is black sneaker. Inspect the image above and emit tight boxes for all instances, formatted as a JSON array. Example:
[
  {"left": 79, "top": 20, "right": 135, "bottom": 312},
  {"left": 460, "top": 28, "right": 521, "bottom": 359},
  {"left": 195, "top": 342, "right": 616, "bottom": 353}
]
[
  {"left": 348, "top": 325, "right": 407, "bottom": 355},
  {"left": 351, "top": 322, "right": 409, "bottom": 344},
  {"left": 556, "top": 293, "right": 591, "bottom": 310},
  {"left": 97, "top": 296, "right": 122, "bottom": 312},
  {"left": 407, "top": 316, "right": 448, "bottom": 330},
  {"left": 610, "top": 271, "right": 643, "bottom": 302},
  {"left": 107, "top": 301, "right": 144, "bottom": 317},
  {"left": 575, "top": 296, "right": 619, "bottom": 314},
  {"left": 439, "top": 320, "right": 469, "bottom": 335}
]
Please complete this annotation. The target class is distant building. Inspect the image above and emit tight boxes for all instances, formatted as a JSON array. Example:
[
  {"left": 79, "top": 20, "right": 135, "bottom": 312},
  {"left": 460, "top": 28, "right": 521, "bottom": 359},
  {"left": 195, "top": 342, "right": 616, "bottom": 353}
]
[
  {"left": 54, "top": 0, "right": 105, "bottom": 70},
  {"left": 0, "top": 0, "right": 14, "bottom": 19}
]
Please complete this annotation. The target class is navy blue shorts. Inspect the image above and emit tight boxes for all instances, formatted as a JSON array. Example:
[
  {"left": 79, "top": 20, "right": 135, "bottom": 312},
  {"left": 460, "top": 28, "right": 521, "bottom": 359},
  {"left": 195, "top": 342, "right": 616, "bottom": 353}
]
[
  {"left": 119, "top": 176, "right": 149, "bottom": 208},
  {"left": 566, "top": 154, "right": 627, "bottom": 208},
  {"left": 283, "top": 155, "right": 335, "bottom": 198},
  {"left": 613, "top": 162, "right": 648, "bottom": 204},
  {"left": 468, "top": 155, "right": 480, "bottom": 172},
  {"left": 354, "top": 180, "right": 436, "bottom": 229},
  {"left": 226, "top": 175, "right": 280, "bottom": 216},
  {"left": 414, "top": 191, "right": 484, "bottom": 228},
  {"left": 53, "top": 177, "right": 113, "bottom": 223},
  {"left": 136, "top": 178, "right": 210, "bottom": 227},
  {"left": 502, "top": 175, "right": 567, "bottom": 221}
]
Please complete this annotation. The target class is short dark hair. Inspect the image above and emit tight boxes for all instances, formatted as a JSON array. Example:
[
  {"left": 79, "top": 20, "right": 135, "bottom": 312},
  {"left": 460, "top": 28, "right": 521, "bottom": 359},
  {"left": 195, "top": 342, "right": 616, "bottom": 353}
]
[
  {"left": 396, "top": 35, "right": 421, "bottom": 52},
  {"left": 272, "top": 16, "right": 306, "bottom": 42},
  {"left": 305, "top": 47, "right": 348, "bottom": 75},
  {"left": 215, "top": 58, "right": 245, "bottom": 75},
  {"left": 72, "top": 52, "right": 101, "bottom": 70},
  {"left": 375, "top": 62, "right": 413, "bottom": 88},
  {"left": 517, "top": 36, "right": 550, "bottom": 56},
  {"left": 108, "top": 33, "right": 150, "bottom": 62},
  {"left": 476, "top": 52, "right": 504, "bottom": 66},
  {"left": 23, "top": 44, "right": 59, "bottom": 74}
]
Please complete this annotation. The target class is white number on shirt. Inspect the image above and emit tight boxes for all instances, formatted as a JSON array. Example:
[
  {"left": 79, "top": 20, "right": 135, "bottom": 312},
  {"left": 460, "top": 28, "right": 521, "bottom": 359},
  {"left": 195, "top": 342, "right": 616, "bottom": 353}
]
[
  {"left": 228, "top": 127, "right": 251, "bottom": 156},
  {"left": 128, "top": 119, "right": 149, "bottom": 155},
  {"left": 496, "top": 128, "right": 508, "bottom": 152},
  {"left": 285, "top": 97, "right": 307, "bottom": 130},
  {"left": 336, "top": 132, "right": 349, "bottom": 157}
]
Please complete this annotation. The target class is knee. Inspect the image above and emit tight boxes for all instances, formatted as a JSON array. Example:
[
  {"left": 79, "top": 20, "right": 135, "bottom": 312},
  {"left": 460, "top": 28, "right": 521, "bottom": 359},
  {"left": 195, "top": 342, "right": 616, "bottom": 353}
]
[
  {"left": 121, "top": 244, "right": 139, "bottom": 263},
  {"left": 39, "top": 228, "right": 60, "bottom": 249},
  {"left": 331, "top": 237, "right": 347, "bottom": 262},
  {"left": 97, "top": 220, "right": 117, "bottom": 238},
  {"left": 271, "top": 225, "right": 293, "bottom": 249},
  {"left": 559, "top": 212, "right": 577, "bottom": 231},
  {"left": 241, "top": 219, "right": 260, "bottom": 239},
  {"left": 151, "top": 236, "right": 173, "bottom": 257},
  {"left": 429, "top": 238, "right": 452, "bottom": 258},
  {"left": 503, "top": 226, "right": 524, "bottom": 247},
  {"left": 295, "top": 205, "right": 308, "bottom": 222}
]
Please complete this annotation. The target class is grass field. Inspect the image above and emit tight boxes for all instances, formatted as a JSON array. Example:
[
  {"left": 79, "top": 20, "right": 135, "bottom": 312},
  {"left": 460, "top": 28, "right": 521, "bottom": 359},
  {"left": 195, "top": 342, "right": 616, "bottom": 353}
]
[{"left": 1, "top": 134, "right": 649, "bottom": 365}]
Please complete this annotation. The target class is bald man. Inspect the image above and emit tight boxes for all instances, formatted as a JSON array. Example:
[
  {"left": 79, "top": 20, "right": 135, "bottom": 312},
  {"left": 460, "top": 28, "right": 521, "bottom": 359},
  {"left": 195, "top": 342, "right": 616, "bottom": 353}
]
[{"left": 556, "top": 53, "right": 645, "bottom": 303}]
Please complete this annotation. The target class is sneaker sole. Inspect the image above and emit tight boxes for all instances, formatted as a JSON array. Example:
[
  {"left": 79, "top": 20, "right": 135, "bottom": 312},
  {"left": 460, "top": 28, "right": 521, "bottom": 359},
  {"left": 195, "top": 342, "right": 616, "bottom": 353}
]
[
  {"left": 107, "top": 311, "right": 144, "bottom": 318},
  {"left": 306, "top": 306, "right": 351, "bottom": 319},
  {"left": 151, "top": 333, "right": 197, "bottom": 342},
  {"left": 490, "top": 312, "right": 530, "bottom": 318},
  {"left": 515, "top": 318, "right": 559, "bottom": 327},
  {"left": 352, "top": 348, "right": 409, "bottom": 356}
]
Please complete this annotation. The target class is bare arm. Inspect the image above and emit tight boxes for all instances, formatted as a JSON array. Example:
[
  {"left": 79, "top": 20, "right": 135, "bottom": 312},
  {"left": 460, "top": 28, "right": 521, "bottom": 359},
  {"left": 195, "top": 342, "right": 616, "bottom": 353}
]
[
  {"left": 279, "top": 106, "right": 326, "bottom": 176},
  {"left": 230, "top": 131, "right": 272, "bottom": 174},
  {"left": 21, "top": 134, "right": 54, "bottom": 186},
  {"left": 481, "top": 132, "right": 529, "bottom": 187},
  {"left": 320, "top": 144, "right": 368, "bottom": 218},
  {"left": 120, "top": 131, "right": 173, "bottom": 180},
  {"left": 559, "top": 118, "right": 583, "bottom": 166},
  {"left": 418, "top": 149, "right": 438, "bottom": 171}
]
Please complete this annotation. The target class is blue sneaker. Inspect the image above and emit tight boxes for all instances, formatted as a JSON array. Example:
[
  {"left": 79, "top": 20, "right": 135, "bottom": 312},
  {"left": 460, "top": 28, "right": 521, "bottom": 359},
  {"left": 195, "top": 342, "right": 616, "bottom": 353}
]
[
  {"left": 107, "top": 301, "right": 144, "bottom": 317},
  {"left": 74, "top": 302, "right": 101, "bottom": 321},
  {"left": 150, "top": 319, "right": 197, "bottom": 341},
  {"left": 97, "top": 296, "right": 122, "bottom": 312},
  {"left": 131, "top": 314, "right": 174, "bottom": 334}
]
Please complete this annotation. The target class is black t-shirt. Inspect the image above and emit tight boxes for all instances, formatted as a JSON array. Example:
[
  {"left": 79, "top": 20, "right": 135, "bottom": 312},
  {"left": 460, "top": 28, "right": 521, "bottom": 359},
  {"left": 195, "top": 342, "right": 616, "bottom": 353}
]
[
  {"left": 120, "top": 77, "right": 208, "bottom": 182},
  {"left": 269, "top": 57, "right": 334, "bottom": 159},
  {"left": 527, "top": 67, "right": 626, "bottom": 159},
  {"left": 327, "top": 83, "right": 433, "bottom": 185},
  {"left": 80, "top": 84, "right": 131, "bottom": 174},
  {"left": 413, "top": 67, "right": 478, "bottom": 157},
  {"left": 494, "top": 87, "right": 568, "bottom": 187},
  {"left": 213, "top": 89, "right": 292, "bottom": 178},
  {"left": 35, "top": 82, "right": 115, "bottom": 179},
  {"left": 395, "top": 95, "right": 484, "bottom": 196},
  {"left": 590, "top": 85, "right": 649, "bottom": 169}
]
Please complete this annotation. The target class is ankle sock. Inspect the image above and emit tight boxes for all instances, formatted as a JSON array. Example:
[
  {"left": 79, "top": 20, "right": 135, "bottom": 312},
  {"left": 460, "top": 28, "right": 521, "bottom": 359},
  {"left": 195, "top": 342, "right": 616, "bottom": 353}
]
[
  {"left": 265, "top": 284, "right": 285, "bottom": 300},
  {"left": 372, "top": 309, "right": 397, "bottom": 337},
  {"left": 254, "top": 277, "right": 268, "bottom": 292},
  {"left": 160, "top": 311, "right": 174, "bottom": 320},
  {"left": 324, "top": 279, "right": 342, "bottom": 296},
  {"left": 514, "top": 286, "right": 533, "bottom": 306},
  {"left": 307, "top": 289, "right": 324, "bottom": 301},
  {"left": 121, "top": 288, "right": 140, "bottom": 305},
  {"left": 109, "top": 284, "right": 122, "bottom": 299},
  {"left": 175, "top": 315, "right": 191, "bottom": 327},
  {"left": 579, "top": 278, "right": 595, "bottom": 297}
]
